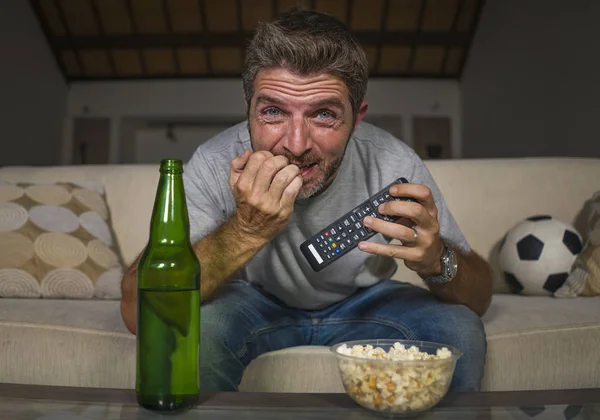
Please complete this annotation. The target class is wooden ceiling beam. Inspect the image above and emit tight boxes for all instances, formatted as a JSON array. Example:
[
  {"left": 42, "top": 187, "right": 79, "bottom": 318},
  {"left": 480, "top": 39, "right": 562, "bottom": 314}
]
[
  {"left": 407, "top": 0, "right": 428, "bottom": 74},
  {"left": 90, "top": 0, "right": 117, "bottom": 76},
  {"left": 162, "top": 0, "right": 181, "bottom": 74},
  {"left": 458, "top": 0, "right": 485, "bottom": 78},
  {"left": 67, "top": 71, "right": 458, "bottom": 81},
  {"left": 198, "top": 0, "right": 212, "bottom": 74},
  {"left": 441, "top": 0, "right": 465, "bottom": 75},
  {"left": 29, "top": 0, "right": 69, "bottom": 82},
  {"left": 124, "top": 0, "right": 147, "bottom": 75},
  {"left": 373, "top": 0, "right": 390, "bottom": 74},
  {"left": 52, "top": 30, "right": 469, "bottom": 50}
]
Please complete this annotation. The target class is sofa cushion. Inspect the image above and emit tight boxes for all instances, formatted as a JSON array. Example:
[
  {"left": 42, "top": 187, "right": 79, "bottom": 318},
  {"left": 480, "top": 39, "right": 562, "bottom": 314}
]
[
  {"left": 0, "top": 181, "right": 124, "bottom": 300},
  {"left": 1, "top": 294, "right": 598, "bottom": 392},
  {"left": 0, "top": 298, "right": 133, "bottom": 389}
]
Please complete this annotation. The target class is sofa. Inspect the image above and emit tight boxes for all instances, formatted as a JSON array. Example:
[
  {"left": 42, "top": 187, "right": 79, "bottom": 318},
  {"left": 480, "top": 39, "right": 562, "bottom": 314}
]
[{"left": 1, "top": 157, "right": 599, "bottom": 393}]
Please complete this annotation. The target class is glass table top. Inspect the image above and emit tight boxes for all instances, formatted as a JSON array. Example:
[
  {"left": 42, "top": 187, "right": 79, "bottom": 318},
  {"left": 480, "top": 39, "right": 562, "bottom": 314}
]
[
  {"left": 2, "top": 398, "right": 599, "bottom": 419},
  {"left": 0, "top": 384, "right": 598, "bottom": 420}
]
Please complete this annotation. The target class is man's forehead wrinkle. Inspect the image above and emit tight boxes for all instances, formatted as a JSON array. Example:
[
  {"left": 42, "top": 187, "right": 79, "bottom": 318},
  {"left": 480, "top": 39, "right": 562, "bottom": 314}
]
[
  {"left": 255, "top": 83, "right": 347, "bottom": 102},
  {"left": 257, "top": 80, "right": 345, "bottom": 93}
]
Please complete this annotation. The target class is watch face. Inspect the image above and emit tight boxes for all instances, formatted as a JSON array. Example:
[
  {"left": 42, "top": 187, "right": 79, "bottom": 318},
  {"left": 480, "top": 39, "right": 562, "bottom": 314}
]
[
  {"left": 423, "top": 247, "right": 457, "bottom": 284},
  {"left": 446, "top": 248, "right": 458, "bottom": 278}
]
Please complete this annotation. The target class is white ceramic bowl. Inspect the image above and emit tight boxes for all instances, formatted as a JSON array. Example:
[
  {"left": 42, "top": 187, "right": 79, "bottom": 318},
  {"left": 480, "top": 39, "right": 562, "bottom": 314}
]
[{"left": 331, "top": 339, "right": 462, "bottom": 416}]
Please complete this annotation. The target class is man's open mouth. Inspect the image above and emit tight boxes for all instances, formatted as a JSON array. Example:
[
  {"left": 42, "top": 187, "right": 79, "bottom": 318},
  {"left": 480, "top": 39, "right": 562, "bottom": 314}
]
[
  {"left": 297, "top": 162, "right": 318, "bottom": 177},
  {"left": 297, "top": 163, "right": 317, "bottom": 171}
]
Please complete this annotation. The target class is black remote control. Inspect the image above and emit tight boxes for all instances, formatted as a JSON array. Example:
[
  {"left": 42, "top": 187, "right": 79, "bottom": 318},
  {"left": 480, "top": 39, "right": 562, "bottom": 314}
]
[{"left": 300, "top": 177, "right": 412, "bottom": 272}]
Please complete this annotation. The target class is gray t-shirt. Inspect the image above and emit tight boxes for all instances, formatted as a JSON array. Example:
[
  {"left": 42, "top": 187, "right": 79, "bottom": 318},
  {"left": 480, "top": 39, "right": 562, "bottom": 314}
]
[{"left": 183, "top": 121, "right": 470, "bottom": 310}]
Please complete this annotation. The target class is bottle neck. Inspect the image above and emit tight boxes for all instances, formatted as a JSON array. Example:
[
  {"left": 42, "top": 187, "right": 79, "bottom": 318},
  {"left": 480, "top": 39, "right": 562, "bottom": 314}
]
[{"left": 148, "top": 171, "right": 190, "bottom": 246}]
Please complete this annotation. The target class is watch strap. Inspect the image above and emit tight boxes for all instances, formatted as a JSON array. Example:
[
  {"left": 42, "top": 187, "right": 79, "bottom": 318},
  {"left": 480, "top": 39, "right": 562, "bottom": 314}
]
[{"left": 422, "top": 245, "right": 457, "bottom": 285}]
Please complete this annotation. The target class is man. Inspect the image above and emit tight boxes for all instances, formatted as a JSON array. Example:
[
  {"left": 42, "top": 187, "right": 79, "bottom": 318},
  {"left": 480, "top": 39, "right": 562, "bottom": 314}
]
[{"left": 121, "top": 8, "right": 492, "bottom": 393}]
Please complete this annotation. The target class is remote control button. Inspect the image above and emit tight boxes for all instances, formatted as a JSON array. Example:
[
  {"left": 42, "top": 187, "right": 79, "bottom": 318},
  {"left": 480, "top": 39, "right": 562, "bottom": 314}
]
[
  {"left": 330, "top": 227, "right": 337, "bottom": 235},
  {"left": 335, "top": 235, "right": 342, "bottom": 242},
  {"left": 332, "top": 243, "right": 337, "bottom": 248},
  {"left": 378, "top": 195, "right": 385, "bottom": 204},
  {"left": 328, "top": 237, "right": 333, "bottom": 243},
  {"left": 356, "top": 209, "right": 365, "bottom": 219},
  {"left": 336, "top": 249, "right": 340, "bottom": 254},
  {"left": 350, "top": 214, "right": 357, "bottom": 223},
  {"left": 327, "top": 246, "right": 332, "bottom": 251},
  {"left": 384, "top": 192, "right": 391, "bottom": 200},
  {"left": 358, "top": 229, "right": 367, "bottom": 238},
  {"left": 325, "top": 232, "right": 330, "bottom": 237},
  {"left": 354, "top": 222, "right": 362, "bottom": 230},
  {"left": 341, "top": 232, "right": 347, "bottom": 238},
  {"left": 343, "top": 219, "right": 351, "bottom": 227},
  {"left": 339, "top": 243, "right": 346, "bottom": 251},
  {"left": 352, "top": 233, "right": 360, "bottom": 242}
]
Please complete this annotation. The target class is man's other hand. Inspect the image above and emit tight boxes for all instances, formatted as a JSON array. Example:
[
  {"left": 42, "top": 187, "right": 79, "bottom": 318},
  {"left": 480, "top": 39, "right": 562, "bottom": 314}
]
[{"left": 357, "top": 182, "right": 445, "bottom": 277}]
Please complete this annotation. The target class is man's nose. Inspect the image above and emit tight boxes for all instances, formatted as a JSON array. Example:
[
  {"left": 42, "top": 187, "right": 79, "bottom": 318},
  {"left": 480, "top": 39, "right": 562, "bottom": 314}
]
[{"left": 282, "top": 118, "right": 312, "bottom": 156}]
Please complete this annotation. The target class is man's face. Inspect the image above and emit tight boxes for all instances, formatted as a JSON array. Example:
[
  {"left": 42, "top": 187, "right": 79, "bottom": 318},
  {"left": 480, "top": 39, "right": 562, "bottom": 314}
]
[{"left": 247, "top": 68, "right": 368, "bottom": 200}]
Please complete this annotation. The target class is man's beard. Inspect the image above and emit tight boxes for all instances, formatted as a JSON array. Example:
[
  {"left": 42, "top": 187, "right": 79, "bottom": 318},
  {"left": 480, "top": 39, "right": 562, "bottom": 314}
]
[{"left": 289, "top": 152, "right": 344, "bottom": 200}]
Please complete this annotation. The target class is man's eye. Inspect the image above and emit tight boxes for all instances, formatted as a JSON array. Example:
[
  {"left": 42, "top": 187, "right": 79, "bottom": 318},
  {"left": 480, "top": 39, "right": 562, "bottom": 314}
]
[
  {"left": 263, "top": 108, "right": 281, "bottom": 116},
  {"left": 316, "top": 110, "right": 334, "bottom": 119}
]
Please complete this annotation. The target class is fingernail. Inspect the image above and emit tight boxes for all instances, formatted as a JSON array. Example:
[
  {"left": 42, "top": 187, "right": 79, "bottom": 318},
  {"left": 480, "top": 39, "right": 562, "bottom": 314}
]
[
  {"left": 364, "top": 216, "right": 372, "bottom": 225},
  {"left": 390, "top": 187, "right": 398, "bottom": 195},
  {"left": 358, "top": 242, "right": 366, "bottom": 250}
]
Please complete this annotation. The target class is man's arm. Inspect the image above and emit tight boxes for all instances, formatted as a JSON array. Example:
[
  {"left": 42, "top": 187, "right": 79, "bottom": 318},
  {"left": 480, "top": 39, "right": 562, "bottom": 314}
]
[
  {"left": 425, "top": 247, "right": 492, "bottom": 317},
  {"left": 120, "top": 216, "right": 268, "bottom": 335},
  {"left": 121, "top": 150, "right": 303, "bottom": 335},
  {"left": 358, "top": 183, "right": 493, "bottom": 318}
]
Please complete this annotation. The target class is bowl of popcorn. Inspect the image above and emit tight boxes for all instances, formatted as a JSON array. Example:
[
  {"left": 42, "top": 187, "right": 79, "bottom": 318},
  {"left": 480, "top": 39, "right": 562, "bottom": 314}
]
[{"left": 331, "top": 339, "right": 462, "bottom": 416}]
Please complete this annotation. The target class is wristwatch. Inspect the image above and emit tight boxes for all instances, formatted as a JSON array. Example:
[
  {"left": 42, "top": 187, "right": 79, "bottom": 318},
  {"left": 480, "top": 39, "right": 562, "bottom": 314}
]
[{"left": 422, "top": 244, "right": 458, "bottom": 284}]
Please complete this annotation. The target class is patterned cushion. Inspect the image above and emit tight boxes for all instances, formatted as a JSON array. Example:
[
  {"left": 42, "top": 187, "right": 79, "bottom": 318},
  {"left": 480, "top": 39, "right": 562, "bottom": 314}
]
[{"left": 0, "top": 181, "right": 124, "bottom": 299}]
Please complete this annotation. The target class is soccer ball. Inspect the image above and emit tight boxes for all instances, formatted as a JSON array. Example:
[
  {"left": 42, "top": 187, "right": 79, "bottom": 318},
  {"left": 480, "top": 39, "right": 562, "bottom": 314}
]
[{"left": 498, "top": 215, "right": 583, "bottom": 296}]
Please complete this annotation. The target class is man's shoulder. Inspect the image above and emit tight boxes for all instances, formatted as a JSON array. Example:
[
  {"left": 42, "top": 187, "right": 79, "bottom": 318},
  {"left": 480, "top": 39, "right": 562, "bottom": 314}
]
[
  {"left": 351, "top": 121, "right": 418, "bottom": 161},
  {"left": 186, "top": 120, "right": 250, "bottom": 170},
  {"left": 194, "top": 120, "right": 250, "bottom": 158}
]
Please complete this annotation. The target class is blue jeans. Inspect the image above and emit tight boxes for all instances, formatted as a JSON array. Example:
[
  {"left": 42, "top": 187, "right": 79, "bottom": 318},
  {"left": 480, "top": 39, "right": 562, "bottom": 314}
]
[{"left": 200, "top": 279, "right": 487, "bottom": 393}]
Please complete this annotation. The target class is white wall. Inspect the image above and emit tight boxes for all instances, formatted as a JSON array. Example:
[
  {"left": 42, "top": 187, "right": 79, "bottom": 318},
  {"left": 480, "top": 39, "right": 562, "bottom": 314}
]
[
  {"left": 65, "top": 78, "right": 461, "bottom": 164},
  {"left": 461, "top": 0, "right": 600, "bottom": 158},
  {"left": 0, "top": 0, "right": 68, "bottom": 166},
  {"left": 134, "top": 124, "right": 235, "bottom": 164}
]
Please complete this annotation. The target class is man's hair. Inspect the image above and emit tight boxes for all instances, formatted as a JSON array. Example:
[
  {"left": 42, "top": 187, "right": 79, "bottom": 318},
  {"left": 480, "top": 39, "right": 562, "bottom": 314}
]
[{"left": 242, "top": 7, "right": 369, "bottom": 120}]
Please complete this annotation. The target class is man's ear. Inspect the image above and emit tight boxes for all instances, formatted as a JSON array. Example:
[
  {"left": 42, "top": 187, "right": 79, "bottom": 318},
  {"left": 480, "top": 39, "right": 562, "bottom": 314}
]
[{"left": 354, "top": 101, "right": 369, "bottom": 127}]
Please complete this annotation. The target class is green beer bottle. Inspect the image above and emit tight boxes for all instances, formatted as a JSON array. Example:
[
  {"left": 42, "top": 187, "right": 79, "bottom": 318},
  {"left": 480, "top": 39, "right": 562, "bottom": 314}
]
[{"left": 136, "top": 158, "right": 200, "bottom": 412}]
